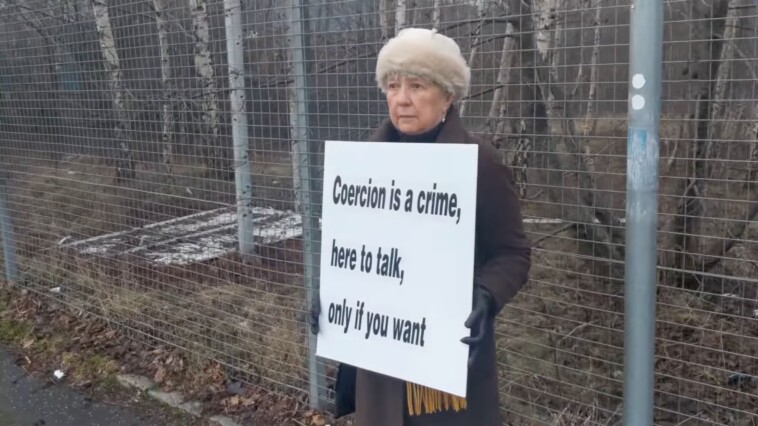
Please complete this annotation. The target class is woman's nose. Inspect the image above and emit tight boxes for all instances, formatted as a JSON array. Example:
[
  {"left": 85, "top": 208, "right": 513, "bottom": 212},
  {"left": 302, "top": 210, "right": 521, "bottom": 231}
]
[{"left": 396, "top": 86, "right": 411, "bottom": 104}]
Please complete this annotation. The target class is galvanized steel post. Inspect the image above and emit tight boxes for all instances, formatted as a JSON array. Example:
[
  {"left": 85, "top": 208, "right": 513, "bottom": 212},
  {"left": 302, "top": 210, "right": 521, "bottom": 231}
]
[
  {"left": 223, "top": 0, "right": 255, "bottom": 258},
  {"left": 0, "top": 172, "right": 18, "bottom": 285},
  {"left": 287, "top": 0, "right": 326, "bottom": 410},
  {"left": 624, "top": 0, "right": 663, "bottom": 424}
]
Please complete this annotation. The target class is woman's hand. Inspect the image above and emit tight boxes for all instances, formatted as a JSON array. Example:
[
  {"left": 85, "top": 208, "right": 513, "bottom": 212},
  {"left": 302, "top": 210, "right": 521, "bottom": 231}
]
[
  {"left": 309, "top": 291, "right": 321, "bottom": 335},
  {"left": 461, "top": 284, "right": 495, "bottom": 368}
]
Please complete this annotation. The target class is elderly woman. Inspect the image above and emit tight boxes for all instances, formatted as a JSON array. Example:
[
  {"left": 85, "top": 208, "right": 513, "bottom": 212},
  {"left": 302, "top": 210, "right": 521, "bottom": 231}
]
[{"left": 312, "top": 28, "right": 531, "bottom": 426}]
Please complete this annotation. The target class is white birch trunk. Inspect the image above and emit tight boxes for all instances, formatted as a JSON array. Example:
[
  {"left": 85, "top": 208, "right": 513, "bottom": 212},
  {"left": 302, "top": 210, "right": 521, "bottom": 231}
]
[
  {"left": 432, "top": 0, "right": 442, "bottom": 29},
  {"left": 530, "top": 0, "right": 622, "bottom": 262},
  {"left": 154, "top": 0, "right": 175, "bottom": 184},
  {"left": 379, "top": 0, "right": 390, "bottom": 40},
  {"left": 486, "top": 22, "right": 517, "bottom": 131},
  {"left": 458, "top": 0, "right": 486, "bottom": 117},
  {"left": 709, "top": 0, "right": 739, "bottom": 135},
  {"left": 190, "top": 0, "right": 222, "bottom": 177},
  {"left": 582, "top": 0, "right": 601, "bottom": 139},
  {"left": 749, "top": 120, "right": 758, "bottom": 184},
  {"left": 395, "top": 0, "right": 407, "bottom": 34},
  {"left": 284, "top": 1, "right": 301, "bottom": 213},
  {"left": 91, "top": 0, "right": 134, "bottom": 182}
]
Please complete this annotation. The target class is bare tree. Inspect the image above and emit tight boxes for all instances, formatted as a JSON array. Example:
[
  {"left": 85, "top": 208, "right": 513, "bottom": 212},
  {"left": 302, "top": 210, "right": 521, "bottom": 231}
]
[
  {"left": 432, "top": 0, "right": 442, "bottom": 28},
  {"left": 395, "top": 0, "right": 407, "bottom": 34},
  {"left": 672, "top": 0, "right": 738, "bottom": 286},
  {"left": 90, "top": 0, "right": 135, "bottom": 183},
  {"left": 190, "top": 0, "right": 223, "bottom": 179},
  {"left": 581, "top": 0, "right": 601, "bottom": 140},
  {"left": 516, "top": 0, "right": 623, "bottom": 265},
  {"left": 458, "top": 0, "right": 487, "bottom": 117},
  {"left": 1, "top": 1, "right": 66, "bottom": 154},
  {"left": 154, "top": 0, "right": 175, "bottom": 184},
  {"left": 284, "top": 0, "right": 303, "bottom": 212},
  {"left": 379, "top": 0, "right": 390, "bottom": 40},
  {"left": 485, "top": 21, "right": 517, "bottom": 137}
]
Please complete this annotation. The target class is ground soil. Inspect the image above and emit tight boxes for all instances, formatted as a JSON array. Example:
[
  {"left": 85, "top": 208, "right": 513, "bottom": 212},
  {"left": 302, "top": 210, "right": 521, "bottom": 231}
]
[{"left": 0, "top": 284, "right": 351, "bottom": 426}]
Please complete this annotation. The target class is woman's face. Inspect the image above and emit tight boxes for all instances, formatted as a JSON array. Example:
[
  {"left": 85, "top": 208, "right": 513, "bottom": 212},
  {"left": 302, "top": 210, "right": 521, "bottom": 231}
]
[{"left": 385, "top": 74, "right": 453, "bottom": 135}]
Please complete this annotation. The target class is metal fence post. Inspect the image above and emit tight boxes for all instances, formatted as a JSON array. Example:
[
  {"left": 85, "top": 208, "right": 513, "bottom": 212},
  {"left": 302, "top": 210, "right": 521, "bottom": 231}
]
[
  {"left": 223, "top": 0, "right": 255, "bottom": 258},
  {"left": 287, "top": 0, "right": 326, "bottom": 410},
  {"left": 0, "top": 172, "right": 18, "bottom": 285},
  {"left": 624, "top": 0, "right": 663, "bottom": 424}
]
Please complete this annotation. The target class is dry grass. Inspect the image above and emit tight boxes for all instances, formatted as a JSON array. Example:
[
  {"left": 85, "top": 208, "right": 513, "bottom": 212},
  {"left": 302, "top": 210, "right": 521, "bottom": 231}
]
[
  {"left": 2, "top": 153, "right": 314, "bottom": 400},
  {"left": 15, "top": 245, "right": 314, "bottom": 400},
  {"left": 2, "top": 120, "right": 757, "bottom": 425}
]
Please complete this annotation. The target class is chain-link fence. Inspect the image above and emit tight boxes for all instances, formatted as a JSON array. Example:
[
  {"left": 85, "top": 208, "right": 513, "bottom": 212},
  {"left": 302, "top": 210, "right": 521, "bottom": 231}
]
[{"left": 1, "top": 0, "right": 757, "bottom": 424}]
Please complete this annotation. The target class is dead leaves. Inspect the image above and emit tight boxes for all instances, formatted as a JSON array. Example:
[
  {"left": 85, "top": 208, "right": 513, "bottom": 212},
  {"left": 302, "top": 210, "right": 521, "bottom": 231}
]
[
  {"left": 310, "top": 414, "right": 327, "bottom": 426},
  {"left": 222, "top": 393, "right": 259, "bottom": 410},
  {"left": 153, "top": 365, "right": 167, "bottom": 384},
  {"left": 0, "top": 287, "right": 349, "bottom": 426}
]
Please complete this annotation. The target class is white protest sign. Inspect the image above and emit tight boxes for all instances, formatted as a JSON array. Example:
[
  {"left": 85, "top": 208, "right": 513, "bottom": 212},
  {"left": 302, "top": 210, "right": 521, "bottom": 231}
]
[{"left": 315, "top": 140, "right": 478, "bottom": 397}]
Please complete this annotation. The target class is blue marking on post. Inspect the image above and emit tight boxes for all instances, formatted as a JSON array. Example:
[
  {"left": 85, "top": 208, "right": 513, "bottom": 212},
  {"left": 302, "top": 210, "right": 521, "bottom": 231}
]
[{"left": 627, "top": 127, "right": 659, "bottom": 191}]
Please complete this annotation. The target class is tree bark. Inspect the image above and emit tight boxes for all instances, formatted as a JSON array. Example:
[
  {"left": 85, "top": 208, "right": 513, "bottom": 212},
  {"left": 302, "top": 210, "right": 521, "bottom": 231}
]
[
  {"left": 190, "top": 0, "right": 223, "bottom": 179},
  {"left": 458, "top": 0, "right": 486, "bottom": 117},
  {"left": 582, "top": 0, "right": 601, "bottom": 140},
  {"left": 91, "top": 0, "right": 135, "bottom": 183},
  {"left": 284, "top": 0, "right": 302, "bottom": 213},
  {"left": 154, "top": 0, "right": 175, "bottom": 184},
  {"left": 675, "top": 0, "right": 735, "bottom": 279},
  {"left": 379, "top": 0, "right": 390, "bottom": 40},
  {"left": 395, "top": 0, "right": 407, "bottom": 35},
  {"left": 525, "top": 0, "right": 623, "bottom": 264},
  {"left": 749, "top": 121, "right": 758, "bottom": 185},
  {"left": 432, "top": 0, "right": 442, "bottom": 29},
  {"left": 485, "top": 21, "right": 517, "bottom": 137}
]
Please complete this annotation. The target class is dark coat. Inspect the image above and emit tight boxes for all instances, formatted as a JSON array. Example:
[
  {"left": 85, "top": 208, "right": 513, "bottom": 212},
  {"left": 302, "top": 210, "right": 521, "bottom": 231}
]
[{"left": 339, "top": 105, "right": 531, "bottom": 426}]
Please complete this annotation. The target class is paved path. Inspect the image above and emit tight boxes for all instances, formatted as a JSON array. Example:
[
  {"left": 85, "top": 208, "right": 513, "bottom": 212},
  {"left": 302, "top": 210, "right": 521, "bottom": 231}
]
[{"left": 0, "top": 346, "right": 174, "bottom": 426}]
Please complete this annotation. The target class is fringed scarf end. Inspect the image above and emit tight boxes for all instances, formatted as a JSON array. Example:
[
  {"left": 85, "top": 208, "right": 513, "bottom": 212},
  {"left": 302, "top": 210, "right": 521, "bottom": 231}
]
[{"left": 406, "top": 382, "right": 467, "bottom": 416}]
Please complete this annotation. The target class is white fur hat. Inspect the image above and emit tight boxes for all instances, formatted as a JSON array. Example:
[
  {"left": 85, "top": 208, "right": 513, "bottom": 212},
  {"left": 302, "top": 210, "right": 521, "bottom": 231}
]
[{"left": 375, "top": 28, "right": 471, "bottom": 101}]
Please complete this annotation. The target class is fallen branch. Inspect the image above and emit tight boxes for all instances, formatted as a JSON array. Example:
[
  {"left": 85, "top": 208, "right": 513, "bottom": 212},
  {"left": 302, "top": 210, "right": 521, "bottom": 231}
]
[{"left": 532, "top": 223, "right": 574, "bottom": 248}]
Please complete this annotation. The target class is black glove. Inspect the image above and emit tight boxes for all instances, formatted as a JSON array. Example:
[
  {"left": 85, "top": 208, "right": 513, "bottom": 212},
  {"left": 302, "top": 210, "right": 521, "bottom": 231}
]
[
  {"left": 309, "top": 290, "right": 320, "bottom": 335},
  {"left": 460, "top": 284, "right": 495, "bottom": 368}
]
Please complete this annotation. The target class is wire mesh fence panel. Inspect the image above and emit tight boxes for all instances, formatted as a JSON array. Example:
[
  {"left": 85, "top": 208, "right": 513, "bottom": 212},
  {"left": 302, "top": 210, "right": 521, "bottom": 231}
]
[{"left": 0, "top": 0, "right": 757, "bottom": 424}]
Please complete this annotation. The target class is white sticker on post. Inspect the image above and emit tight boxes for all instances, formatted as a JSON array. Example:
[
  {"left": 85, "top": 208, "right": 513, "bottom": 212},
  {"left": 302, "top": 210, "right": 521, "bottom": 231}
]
[
  {"left": 632, "top": 95, "right": 646, "bottom": 110},
  {"left": 632, "top": 73, "right": 646, "bottom": 89}
]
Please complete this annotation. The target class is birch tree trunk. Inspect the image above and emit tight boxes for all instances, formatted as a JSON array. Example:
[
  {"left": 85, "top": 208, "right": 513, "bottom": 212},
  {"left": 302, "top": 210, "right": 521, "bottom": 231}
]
[
  {"left": 8, "top": 1, "right": 67, "bottom": 156},
  {"left": 432, "top": 0, "right": 442, "bottom": 29},
  {"left": 526, "top": 0, "right": 623, "bottom": 264},
  {"left": 395, "top": 0, "right": 407, "bottom": 34},
  {"left": 582, "top": 0, "right": 601, "bottom": 139},
  {"left": 190, "top": 0, "right": 223, "bottom": 179},
  {"left": 750, "top": 121, "right": 758, "bottom": 184},
  {"left": 379, "top": 0, "right": 390, "bottom": 40},
  {"left": 485, "top": 22, "right": 517, "bottom": 135},
  {"left": 487, "top": 23, "right": 525, "bottom": 195},
  {"left": 673, "top": 0, "right": 740, "bottom": 286},
  {"left": 670, "top": 0, "right": 744, "bottom": 291},
  {"left": 91, "top": 0, "right": 135, "bottom": 183},
  {"left": 458, "top": 0, "right": 486, "bottom": 117},
  {"left": 511, "top": 10, "right": 555, "bottom": 201},
  {"left": 154, "top": 0, "right": 175, "bottom": 184},
  {"left": 284, "top": 0, "right": 301, "bottom": 213}
]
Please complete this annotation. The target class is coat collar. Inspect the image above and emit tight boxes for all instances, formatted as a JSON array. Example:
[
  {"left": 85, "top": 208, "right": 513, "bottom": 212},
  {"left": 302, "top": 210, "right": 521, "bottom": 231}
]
[{"left": 368, "top": 105, "right": 469, "bottom": 144}]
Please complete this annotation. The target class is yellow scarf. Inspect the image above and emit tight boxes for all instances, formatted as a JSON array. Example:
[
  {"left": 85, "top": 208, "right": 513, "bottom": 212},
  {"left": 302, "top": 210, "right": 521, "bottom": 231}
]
[{"left": 406, "top": 382, "right": 467, "bottom": 415}]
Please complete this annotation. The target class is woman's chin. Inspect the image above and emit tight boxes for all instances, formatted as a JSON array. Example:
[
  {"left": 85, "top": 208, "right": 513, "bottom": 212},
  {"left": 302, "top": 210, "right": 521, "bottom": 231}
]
[{"left": 397, "top": 124, "right": 424, "bottom": 135}]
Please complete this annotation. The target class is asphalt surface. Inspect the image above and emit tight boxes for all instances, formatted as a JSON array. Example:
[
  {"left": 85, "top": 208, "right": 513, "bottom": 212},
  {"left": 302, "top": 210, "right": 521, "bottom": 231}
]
[{"left": 0, "top": 346, "right": 158, "bottom": 426}]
